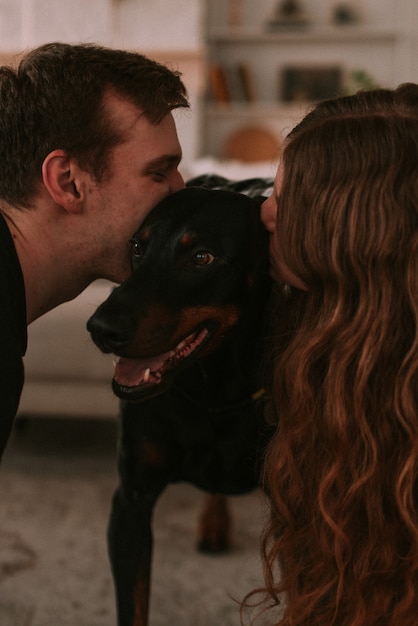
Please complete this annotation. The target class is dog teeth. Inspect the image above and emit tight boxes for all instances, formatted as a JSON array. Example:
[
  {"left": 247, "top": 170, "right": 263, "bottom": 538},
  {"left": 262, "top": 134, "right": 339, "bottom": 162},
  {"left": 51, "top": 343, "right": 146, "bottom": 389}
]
[
  {"left": 143, "top": 368, "right": 151, "bottom": 383},
  {"left": 176, "top": 339, "right": 187, "bottom": 351}
]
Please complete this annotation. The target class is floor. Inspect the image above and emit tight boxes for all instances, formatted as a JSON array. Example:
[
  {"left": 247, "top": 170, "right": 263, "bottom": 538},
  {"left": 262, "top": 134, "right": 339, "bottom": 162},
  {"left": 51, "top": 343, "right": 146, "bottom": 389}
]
[{"left": 0, "top": 417, "right": 273, "bottom": 626}]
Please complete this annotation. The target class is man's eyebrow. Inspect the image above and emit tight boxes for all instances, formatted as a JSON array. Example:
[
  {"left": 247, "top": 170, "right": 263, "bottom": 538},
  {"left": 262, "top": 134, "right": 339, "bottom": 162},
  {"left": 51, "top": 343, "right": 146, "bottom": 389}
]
[{"left": 146, "top": 154, "right": 182, "bottom": 168}]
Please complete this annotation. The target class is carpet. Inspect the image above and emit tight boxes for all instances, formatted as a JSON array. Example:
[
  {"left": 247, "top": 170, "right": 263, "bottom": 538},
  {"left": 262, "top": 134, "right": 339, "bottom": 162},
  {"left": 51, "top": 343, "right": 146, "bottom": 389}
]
[{"left": 0, "top": 417, "right": 273, "bottom": 626}]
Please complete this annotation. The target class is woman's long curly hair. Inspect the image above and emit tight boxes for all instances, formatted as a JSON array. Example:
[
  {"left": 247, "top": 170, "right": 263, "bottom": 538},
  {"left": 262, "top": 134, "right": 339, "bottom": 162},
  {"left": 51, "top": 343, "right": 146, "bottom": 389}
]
[{"left": 255, "top": 84, "right": 418, "bottom": 625}]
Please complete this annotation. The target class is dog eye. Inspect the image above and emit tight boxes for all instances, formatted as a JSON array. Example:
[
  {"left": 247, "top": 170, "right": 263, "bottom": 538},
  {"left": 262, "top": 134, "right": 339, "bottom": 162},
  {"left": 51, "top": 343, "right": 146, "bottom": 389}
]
[
  {"left": 129, "top": 239, "right": 142, "bottom": 258},
  {"left": 192, "top": 251, "right": 215, "bottom": 266}
]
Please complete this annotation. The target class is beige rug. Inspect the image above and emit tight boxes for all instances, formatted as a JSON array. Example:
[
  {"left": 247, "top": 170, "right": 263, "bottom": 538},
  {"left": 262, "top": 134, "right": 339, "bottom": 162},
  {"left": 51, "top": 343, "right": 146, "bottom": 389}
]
[{"left": 0, "top": 417, "right": 271, "bottom": 626}]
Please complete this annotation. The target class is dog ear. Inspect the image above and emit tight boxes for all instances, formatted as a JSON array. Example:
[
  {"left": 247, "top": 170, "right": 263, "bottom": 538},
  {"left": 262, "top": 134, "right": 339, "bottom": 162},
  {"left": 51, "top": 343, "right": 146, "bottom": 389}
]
[{"left": 41, "top": 149, "right": 84, "bottom": 214}]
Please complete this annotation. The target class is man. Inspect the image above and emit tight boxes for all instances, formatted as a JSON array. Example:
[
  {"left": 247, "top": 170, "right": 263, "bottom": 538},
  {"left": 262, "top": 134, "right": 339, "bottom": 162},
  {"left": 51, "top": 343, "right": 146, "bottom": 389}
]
[{"left": 0, "top": 42, "right": 189, "bottom": 455}]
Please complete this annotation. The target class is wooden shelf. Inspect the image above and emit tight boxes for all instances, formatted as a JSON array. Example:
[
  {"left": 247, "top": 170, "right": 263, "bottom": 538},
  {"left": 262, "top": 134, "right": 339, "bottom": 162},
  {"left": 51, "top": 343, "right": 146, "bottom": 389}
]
[
  {"left": 205, "top": 101, "right": 309, "bottom": 119},
  {"left": 208, "top": 26, "right": 399, "bottom": 44}
]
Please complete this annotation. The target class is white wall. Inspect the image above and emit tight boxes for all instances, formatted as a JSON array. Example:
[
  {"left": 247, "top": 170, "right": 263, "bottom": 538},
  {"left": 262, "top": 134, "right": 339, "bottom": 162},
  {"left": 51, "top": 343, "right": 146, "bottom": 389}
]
[
  {"left": 0, "top": 0, "right": 205, "bottom": 51},
  {"left": 113, "top": 0, "right": 204, "bottom": 51}
]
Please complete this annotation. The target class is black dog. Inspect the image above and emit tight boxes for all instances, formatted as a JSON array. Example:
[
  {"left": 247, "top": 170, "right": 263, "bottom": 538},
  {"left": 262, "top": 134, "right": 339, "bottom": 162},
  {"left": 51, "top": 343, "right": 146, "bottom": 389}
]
[{"left": 87, "top": 186, "right": 286, "bottom": 626}]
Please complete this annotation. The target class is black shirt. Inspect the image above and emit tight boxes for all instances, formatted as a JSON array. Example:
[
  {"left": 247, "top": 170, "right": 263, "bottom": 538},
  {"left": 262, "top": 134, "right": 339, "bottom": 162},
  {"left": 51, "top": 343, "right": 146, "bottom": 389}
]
[{"left": 0, "top": 213, "right": 27, "bottom": 457}]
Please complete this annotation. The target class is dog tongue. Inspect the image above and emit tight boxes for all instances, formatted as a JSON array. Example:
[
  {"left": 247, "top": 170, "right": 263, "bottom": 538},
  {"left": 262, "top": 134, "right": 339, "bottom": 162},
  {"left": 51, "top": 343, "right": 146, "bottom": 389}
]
[
  {"left": 114, "top": 352, "right": 172, "bottom": 387},
  {"left": 112, "top": 328, "right": 210, "bottom": 388}
]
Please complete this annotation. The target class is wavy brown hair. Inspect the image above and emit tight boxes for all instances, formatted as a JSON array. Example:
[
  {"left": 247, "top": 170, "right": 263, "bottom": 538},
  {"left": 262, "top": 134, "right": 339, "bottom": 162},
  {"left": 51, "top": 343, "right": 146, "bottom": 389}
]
[{"left": 253, "top": 84, "right": 418, "bottom": 625}]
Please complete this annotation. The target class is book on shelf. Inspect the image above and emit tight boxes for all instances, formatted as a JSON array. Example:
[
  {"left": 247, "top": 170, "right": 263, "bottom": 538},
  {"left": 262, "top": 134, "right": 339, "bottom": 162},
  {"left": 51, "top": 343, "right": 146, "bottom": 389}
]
[
  {"left": 237, "top": 62, "right": 256, "bottom": 102},
  {"left": 208, "top": 62, "right": 231, "bottom": 103},
  {"left": 208, "top": 61, "right": 257, "bottom": 104}
]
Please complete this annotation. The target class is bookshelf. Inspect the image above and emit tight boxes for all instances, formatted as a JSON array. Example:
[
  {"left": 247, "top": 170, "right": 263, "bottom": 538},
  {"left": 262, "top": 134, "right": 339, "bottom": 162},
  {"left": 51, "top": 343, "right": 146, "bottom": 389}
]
[{"left": 201, "top": 0, "right": 405, "bottom": 161}]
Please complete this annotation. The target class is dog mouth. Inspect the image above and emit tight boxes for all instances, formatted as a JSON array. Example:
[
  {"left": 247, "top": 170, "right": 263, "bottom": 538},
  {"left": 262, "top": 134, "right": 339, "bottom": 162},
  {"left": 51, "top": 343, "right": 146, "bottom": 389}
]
[{"left": 112, "top": 326, "right": 211, "bottom": 399}]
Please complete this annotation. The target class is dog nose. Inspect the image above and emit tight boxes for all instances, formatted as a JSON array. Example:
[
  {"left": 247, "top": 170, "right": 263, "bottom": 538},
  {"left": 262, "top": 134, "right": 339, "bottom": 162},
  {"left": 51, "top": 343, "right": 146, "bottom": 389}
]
[{"left": 86, "top": 313, "right": 131, "bottom": 354}]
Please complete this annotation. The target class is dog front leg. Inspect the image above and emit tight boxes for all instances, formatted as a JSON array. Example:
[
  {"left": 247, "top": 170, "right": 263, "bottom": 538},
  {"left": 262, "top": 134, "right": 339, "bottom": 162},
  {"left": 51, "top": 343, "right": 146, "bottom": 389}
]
[
  {"left": 197, "top": 493, "right": 232, "bottom": 553},
  {"left": 108, "top": 485, "right": 157, "bottom": 626}
]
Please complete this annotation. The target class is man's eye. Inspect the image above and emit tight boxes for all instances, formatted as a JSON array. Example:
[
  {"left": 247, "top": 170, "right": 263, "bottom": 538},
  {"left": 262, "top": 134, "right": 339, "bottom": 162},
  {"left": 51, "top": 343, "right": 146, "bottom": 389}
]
[
  {"left": 192, "top": 251, "right": 215, "bottom": 266},
  {"left": 129, "top": 239, "right": 142, "bottom": 258},
  {"left": 151, "top": 170, "right": 167, "bottom": 181}
]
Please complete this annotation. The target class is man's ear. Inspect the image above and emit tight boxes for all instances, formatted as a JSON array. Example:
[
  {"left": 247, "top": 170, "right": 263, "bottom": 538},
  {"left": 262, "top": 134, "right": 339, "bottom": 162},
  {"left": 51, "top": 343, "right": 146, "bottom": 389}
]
[{"left": 41, "top": 149, "right": 85, "bottom": 214}]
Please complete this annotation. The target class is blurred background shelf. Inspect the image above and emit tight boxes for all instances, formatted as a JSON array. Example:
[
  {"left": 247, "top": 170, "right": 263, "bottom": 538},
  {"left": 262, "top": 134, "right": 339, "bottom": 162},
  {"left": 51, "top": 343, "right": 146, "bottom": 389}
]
[{"left": 201, "top": 0, "right": 416, "bottom": 161}]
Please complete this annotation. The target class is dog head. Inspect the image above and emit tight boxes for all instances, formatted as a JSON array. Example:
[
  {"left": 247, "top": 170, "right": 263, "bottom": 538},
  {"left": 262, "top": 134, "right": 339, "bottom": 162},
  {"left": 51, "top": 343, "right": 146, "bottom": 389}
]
[{"left": 87, "top": 187, "right": 270, "bottom": 401}]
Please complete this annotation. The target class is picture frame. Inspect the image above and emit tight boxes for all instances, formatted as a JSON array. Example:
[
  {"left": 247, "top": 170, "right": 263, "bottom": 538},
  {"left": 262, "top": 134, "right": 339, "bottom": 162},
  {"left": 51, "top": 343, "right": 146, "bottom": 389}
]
[{"left": 281, "top": 65, "right": 343, "bottom": 102}]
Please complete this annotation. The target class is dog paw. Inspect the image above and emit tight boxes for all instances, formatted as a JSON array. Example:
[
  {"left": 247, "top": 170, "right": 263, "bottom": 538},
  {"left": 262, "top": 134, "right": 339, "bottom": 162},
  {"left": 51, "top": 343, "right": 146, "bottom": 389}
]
[{"left": 196, "top": 536, "right": 230, "bottom": 554}]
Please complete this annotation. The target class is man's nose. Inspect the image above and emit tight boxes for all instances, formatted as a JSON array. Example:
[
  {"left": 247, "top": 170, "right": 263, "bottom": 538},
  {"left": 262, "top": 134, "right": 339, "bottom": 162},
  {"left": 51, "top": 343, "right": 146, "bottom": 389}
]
[{"left": 171, "top": 169, "right": 185, "bottom": 193}]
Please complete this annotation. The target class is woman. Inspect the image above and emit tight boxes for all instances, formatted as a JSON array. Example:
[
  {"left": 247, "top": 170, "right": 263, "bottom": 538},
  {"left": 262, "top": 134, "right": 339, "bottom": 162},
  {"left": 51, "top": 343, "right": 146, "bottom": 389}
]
[{"left": 257, "top": 84, "right": 418, "bottom": 625}]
